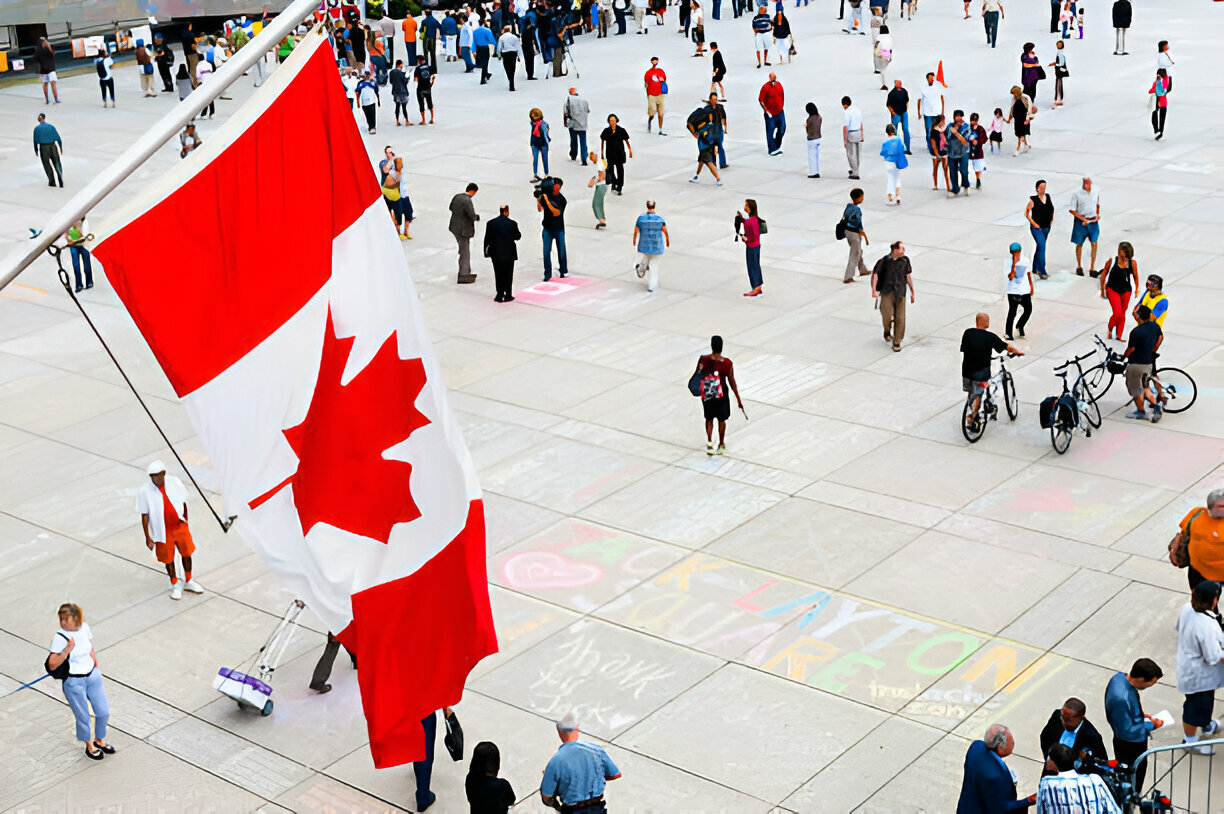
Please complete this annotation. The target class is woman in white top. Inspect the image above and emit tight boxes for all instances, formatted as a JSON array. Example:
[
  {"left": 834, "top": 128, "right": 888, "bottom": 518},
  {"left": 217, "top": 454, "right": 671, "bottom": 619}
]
[
  {"left": 47, "top": 603, "right": 114, "bottom": 760},
  {"left": 195, "top": 58, "right": 216, "bottom": 118},
  {"left": 1003, "top": 241, "right": 1033, "bottom": 340},
  {"left": 1176, "top": 580, "right": 1224, "bottom": 754},
  {"left": 1156, "top": 40, "right": 1175, "bottom": 92},
  {"left": 875, "top": 25, "right": 892, "bottom": 90}
]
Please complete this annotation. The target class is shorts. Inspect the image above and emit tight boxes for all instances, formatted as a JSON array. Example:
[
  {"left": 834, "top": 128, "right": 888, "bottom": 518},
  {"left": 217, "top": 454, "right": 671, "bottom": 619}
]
[
  {"left": 962, "top": 368, "right": 990, "bottom": 394},
  {"left": 754, "top": 31, "right": 771, "bottom": 52},
  {"left": 1071, "top": 219, "right": 1100, "bottom": 245},
  {"left": 1182, "top": 690, "right": 1215, "bottom": 728},
  {"left": 971, "top": 158, "right": 986, "bottom": 173},
  {"left": 1125, "top": 363, "right": 1151, "bottom": 398},
  {"left": 712, "top": 68, "right": 725, "bottom": 82},
  {"left": 41, "top": 71, "right": 58, "bottom": 84},
  {"left": 694, "top": 26, "right": 705, "bottom": 43},
  {"left": 154, "top": 526, "right": 196, "bottom": 565},
  {"left": 647, "top": 94, "right": 664, "bottom": 116},
  {"left": 698, "top": 146, "right": 716, "bottom": 164},
  {"left": 989, "top": 132, "right": 1003, "bottom": 143},
  {"left": 703, "top": 395, "right": 730, "bottom": 421},
  {"left": 417, "top": 87, "right": 433, "bottom": 111}
]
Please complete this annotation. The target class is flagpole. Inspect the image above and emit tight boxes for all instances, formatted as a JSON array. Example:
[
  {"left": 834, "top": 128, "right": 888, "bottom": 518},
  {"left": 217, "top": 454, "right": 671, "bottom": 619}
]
[{"left": 0, "top": 0, "right": 322, "bottom": 293}]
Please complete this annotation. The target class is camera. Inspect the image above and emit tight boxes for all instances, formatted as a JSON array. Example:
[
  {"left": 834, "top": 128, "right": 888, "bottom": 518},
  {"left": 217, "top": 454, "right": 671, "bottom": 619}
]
[{"left": 533, "top": 176, "right": 560, "bottom": 198}]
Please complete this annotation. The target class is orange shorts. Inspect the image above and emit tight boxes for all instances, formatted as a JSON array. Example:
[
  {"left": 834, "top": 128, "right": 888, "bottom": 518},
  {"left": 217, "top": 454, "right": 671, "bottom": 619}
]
[{"left": 154, "top": 526, "right": 195, "bottom": 564}]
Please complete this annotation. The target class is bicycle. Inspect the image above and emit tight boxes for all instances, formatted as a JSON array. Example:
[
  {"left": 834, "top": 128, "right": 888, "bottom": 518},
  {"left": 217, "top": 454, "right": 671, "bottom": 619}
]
[
  {"left": 962, "top": 352, "right": 1018, "bottom": 443},
  {"left": 1083, "top": 334, "right": 1198, "bottom": 414},
  {"left": 1048, "top": 354, "right": 1098, "bottom": 454}
]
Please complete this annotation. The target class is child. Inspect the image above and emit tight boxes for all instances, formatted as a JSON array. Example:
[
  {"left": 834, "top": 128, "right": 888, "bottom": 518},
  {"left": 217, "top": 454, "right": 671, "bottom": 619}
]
[
  {"left": 587, "top": 151, "right": 608, "bottom": 229},
  {"left": 1050, "top": 40, "right": 1067, "bottom": 108},
  {"left": 1060, "top": 0, "right": 1074, "bottom": 38},
  {"left": 710, "top": 42, "right": 726, "bottom": 100},
  {"left": 1077, "top": 6, "right": 1084, "bottom": 38},
  {"left": 968, "top": 112, "right": 988, "bottom": 188},
  {"left": 988, "top": 108, "right": 1005, "bottom": 153}
]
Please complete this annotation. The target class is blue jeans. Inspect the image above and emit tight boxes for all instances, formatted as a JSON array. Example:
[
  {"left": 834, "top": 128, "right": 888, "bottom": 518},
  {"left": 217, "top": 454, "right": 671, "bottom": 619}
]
[
  {"left": 764, "top": 111, "right": 786, "bottom": 153},
  {"left": 949, "top": 154, "right": 969, "bottom": 192},
  {"left": 1030, "top": 226, "right": 1049, "bottom": 275},
  {"left": 568, "top": 129, "right": 587, "bottom": 162},
  {"left": 459, "top": 45, "right": 475, "bottom": 70},
  {"left": 70, "top": 246, "right": 93, "bottom": 289},
  {"left": 717, "top": 133, "right": 727, "bottom": 168},
  {"left": 63, "top": 668, "right": 109, "bottom": 743},
  {"left": 532, "top": 144, "right": 549, "bottom": 176},
  {"left": 923, "top": 115, "right": 937, "bottom": 155},
  {"left": 712, "top": 0, "right": 721, "bottom": 19},
  {"left": 413, "top": 712, "right": 437, "bottom": 811},
  {"left": 890, "top": 112, "right": 911, "bottom": 153},
  {"left": 984, "top": 10, "right": 999, "bottom": 46},
  {"left": 745, "top": 245, "right": 762, "bottom": 288},
  {"left": 542, "top": 227, "right": 567, "bottom": 279}
]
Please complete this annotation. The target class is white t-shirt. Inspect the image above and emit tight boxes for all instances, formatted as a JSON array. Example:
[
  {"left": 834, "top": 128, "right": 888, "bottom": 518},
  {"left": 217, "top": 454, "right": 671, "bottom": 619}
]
[
  {"left": 1069, "top": 187, "right": 1099, "bottom": 220},
  {"left": 1005, "top": 262, "right": 1030, "bottom": 295},
  {"left": 196, "top": 60, "right": 214, "bottom": 84},
  {"left": 919, "top": 84, "right": 943, "bottom": 117},
  {"left": 342, "top": 74, "right": 359, "bottom": 98},
  {"left": 136, "top": 475, "right": 189, "bottom": 544},
  {"left": 1176, "top": 604, "right": 1224, "bottom": 694},
  {"left": 843, "top": 105, "right": 863, "bottom": 132},
  {"left": 1156, "top": 51, "right": 1175, "bottom": 76},
  {"left": 49, "top": 624, "right": 95, "bottom": 676},
  {"left": 693, "top": 7, "right": 703, "bottom": 25},
  {"left": 96, "top": 56, "right": 114, "bottom": 81}
]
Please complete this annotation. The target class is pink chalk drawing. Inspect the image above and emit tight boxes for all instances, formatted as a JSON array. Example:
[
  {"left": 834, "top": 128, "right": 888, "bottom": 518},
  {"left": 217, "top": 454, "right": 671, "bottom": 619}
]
[
  {"left": 502, "top": 550, "right": 604, "bottom": 590},
  {"left": 514, "top": 276, "right": 594, "bottom": 304}
]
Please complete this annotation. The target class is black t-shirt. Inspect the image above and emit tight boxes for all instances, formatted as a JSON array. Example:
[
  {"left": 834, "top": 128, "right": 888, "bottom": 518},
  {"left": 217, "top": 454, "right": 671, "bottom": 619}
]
[
  {"left": 466, "top": 775, "right": 516, "bottom": 814},
  {"left": 960, "top": 328, "right": 1006, "bottom": 378},
  {"left": 600, "top": 126, "right": 631, "bottom": 163},
  {"left": 181, "top": 30, "right": 197, "bottom": 55},
  {"left": 36, "top": 44, "right": 57, "bottom": 74},
  {"left": 886, "top": 87, "right": 909, "bottom": 114},
  {"left": 1106, "top": 259, "right": 1134, "bottom": 293},
  {"left": 414, "top": 64, "right": 433, "bottom": 85},
  {"left": 1126, "top": 320, "right": 1162, "bottom": 365},
  {"left": 541, "top": 191, "right": 567, "bottom": 232}
]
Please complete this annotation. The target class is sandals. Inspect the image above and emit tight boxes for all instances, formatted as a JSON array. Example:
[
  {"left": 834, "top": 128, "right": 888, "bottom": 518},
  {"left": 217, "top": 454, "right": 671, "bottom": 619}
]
[{"left": 84, "top": 745, "right": 104, "bottom": 760}]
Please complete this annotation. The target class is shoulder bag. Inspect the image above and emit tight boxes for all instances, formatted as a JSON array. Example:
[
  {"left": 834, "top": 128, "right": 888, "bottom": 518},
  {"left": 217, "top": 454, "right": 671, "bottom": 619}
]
[{"left": 1168, "top": 508, "right": 1206, "bottom": 568}]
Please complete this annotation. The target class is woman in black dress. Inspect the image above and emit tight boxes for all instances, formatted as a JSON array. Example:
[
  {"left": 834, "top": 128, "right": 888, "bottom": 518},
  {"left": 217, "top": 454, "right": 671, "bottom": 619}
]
[
  {"left": 600, "top": 113, "right": 633, "bottom": 195},
  {"left": 1004, "top": 85, "right": 1032, "bottom": 155}
]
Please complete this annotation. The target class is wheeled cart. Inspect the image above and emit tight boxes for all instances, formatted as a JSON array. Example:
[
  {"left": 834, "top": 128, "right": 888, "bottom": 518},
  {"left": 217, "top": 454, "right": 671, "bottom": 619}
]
[{"left": 212, "top": 598, "right": 305, "bottom": 717}]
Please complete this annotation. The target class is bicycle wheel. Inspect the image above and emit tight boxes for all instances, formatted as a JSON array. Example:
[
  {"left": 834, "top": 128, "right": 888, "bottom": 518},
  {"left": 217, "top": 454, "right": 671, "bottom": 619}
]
[
  {"left": 1082, "top": 362, "right": 1114, "bottom": 400},
  {"left": 1050, "top": 413, "right": 1073, "bottom": 454},
  {"left": 1002, "top": 371, "right": 1018, "bottom": 421},
  {"left": 1074, "top": 380, "right": 1101, "bottom": 429},
  {"left": 1155, "top": 366, "right": 1197, "bottom": 413},
  {"left": 962, "top": 395, "right": 986, "bottom": 443}
]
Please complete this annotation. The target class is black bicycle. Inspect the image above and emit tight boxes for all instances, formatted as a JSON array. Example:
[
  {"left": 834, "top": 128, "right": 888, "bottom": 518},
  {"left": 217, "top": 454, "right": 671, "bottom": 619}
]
[
  {"left": 962, "top": 353, "right": 1018, "bottom": 443},
  {"left": 1049, "top": 353, "right": 1099, "bottom": 454},
  {"left": 1081, "top": 335, "right": 1198, "bottom": 413}
]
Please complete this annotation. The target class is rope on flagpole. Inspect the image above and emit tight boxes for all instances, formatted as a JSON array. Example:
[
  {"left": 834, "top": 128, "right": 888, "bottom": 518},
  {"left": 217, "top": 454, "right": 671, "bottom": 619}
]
[{"left": 43, "top": 240, "right": 237, "bottom": 533}]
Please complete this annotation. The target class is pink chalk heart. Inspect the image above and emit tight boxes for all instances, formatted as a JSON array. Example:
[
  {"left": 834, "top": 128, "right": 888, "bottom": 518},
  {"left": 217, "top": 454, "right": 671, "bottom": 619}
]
[{"left": 502, "top": 551, "right": 603, "bottom": 589}]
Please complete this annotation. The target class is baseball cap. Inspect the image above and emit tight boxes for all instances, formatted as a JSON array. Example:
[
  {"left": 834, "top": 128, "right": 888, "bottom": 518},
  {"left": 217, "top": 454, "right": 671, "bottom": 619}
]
[
  {"left": 147, "top": 459, "right": 167, "bottom": 475},
  {"left": 1009, "top": 242, "right": 1022, "bottom": 253}
]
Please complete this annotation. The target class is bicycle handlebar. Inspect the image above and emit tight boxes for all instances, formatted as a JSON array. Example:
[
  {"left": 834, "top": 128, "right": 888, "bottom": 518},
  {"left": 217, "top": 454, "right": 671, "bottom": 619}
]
[{"left": 1052, "top": 351, "right": 1096, "bottom": 372}]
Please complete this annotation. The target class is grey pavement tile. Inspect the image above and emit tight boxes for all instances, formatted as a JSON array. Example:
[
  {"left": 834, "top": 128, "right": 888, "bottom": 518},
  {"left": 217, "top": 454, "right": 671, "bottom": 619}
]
[
  {"left": 1054, "top": 582, "right": 1188, "bottom": 681},
  {"left": 275, "top": 773, "right": 406, "bottom": 814},
  {"left": 480, "top": 492, "right": 568, "bottom": 555},
  {"left": 148, "top": 716, "right": 313, "bottom": 799},
  {"left": 998, "top": 568, "right": 1130, "bottom": 650},
  {"left": 468, "top": 586, "right": 580, "bottom": 682}
]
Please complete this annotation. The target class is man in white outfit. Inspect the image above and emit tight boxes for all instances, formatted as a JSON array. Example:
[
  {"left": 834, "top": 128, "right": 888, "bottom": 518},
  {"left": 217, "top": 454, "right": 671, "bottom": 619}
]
[{"left": 137, "top": 460, "right": 204, "bottom": 600}]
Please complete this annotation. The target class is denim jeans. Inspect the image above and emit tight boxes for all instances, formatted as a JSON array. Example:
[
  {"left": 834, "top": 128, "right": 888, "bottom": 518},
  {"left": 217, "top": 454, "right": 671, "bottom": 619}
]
[
  {"left": 984, "top": 10, "right": 999, "bottom": 46},
  {"left": 764, "top": 111, "right": 786, "bottom": 153},
  {"left": 63, "top": 669, "right": 109, "bottom": 743},
  {"left": 531, "top": 144, "right": 549, "bottom": 176},
  {"left": 923, "top": 115, "right": 937, "bottom": 155},
  {"left": 70, "top": 246, "right": 93, "bottom": 289},
  {"left": 745, "top": 245, "right": 762, "bottom": 288},
  {"left": 1030, "top": 226, "right": 1049, "bottom": 275},
  {"left": 568, "top": 129, "right": 588, "bottom": 161},
  {"left": 712, "top": 0, "right": 721, "bottom": 19},
  {"left": 542, "top": 227, "right": 567, "bottom": 279},
  {"left": 413, "top": 712, "right": 437, "bottom": 811},
  {"left": 890, "top": 112, "right": 911, "bottom": 152},
  {"left": 949, "top": 154, "right": 969, "bottom": 193},
  {"left": 459, "top": 45, "right": 474, "bottom": 70},
  {"left": 717, "top": 133, "right": 727, "bottom": 168}
]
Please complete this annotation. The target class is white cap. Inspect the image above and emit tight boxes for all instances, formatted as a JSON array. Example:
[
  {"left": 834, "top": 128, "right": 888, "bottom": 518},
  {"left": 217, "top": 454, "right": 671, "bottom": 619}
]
[
  {"left": 556, "top": 712, "right": 579, "bottom": 732},
  {"left": 147, "top": 459, "right": 167, "bottom": 475}
]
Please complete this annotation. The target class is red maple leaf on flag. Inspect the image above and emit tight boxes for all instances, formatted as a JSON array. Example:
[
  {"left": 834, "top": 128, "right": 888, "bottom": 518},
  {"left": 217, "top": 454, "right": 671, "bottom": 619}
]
[{"left": 250, "top": 311, "right": 430, "bottom": 543}]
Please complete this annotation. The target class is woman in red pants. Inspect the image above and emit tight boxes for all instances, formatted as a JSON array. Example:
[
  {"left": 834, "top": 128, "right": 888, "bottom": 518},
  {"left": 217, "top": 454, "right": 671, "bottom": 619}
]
[{"left": 1099, "top": 241, "right": 1139, "bottom": 340}]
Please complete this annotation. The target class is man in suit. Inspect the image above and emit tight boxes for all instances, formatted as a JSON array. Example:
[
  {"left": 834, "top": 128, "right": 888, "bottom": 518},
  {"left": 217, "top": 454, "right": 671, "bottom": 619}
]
[
  {"left": 957, "top": 723, "right": 1036, "bottom": 814},
  {"left": 448, "top": 182, "right": 480, "bottom": 284},
  {"left": 1038, "top": 697, "right": 1109, "bottom": 776},
  {"left": 484, "top": 204, "right": 522, "bottom": 302}
]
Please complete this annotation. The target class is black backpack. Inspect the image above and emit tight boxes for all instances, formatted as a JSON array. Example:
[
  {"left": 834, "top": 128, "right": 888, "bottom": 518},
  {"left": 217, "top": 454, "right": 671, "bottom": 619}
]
[
  {"left": 44, "top": 631, "right": 72, "bottom": 680},
  {"left": 95, "top": 57, "right": 108, "bottom": 78}
]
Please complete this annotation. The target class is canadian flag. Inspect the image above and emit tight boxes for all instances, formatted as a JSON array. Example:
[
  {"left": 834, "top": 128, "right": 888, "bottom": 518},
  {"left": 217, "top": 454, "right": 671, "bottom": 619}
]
[{"left": 90, "top": 31, "right": 497, "bottom": 768}]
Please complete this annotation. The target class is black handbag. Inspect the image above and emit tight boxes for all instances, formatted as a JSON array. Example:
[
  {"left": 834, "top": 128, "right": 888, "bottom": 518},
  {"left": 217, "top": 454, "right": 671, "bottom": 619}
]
[
  {"left": 835, "top": 218, "right": 848, "bottom": 240},
  {"left": 687, "top": 368, "right": 703, "bottom": 397},
  {"left": 443, "top": 709, "right": 464, "bottom": 761},
  {"left": 1036, "top": 64, "right": 1047, "bottom": 80}
]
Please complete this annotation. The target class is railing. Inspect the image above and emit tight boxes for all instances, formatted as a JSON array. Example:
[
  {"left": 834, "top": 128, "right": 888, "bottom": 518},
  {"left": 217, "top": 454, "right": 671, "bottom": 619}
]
[{"left": 1126, "top": 738, "right": 1223, "bottom": 814}]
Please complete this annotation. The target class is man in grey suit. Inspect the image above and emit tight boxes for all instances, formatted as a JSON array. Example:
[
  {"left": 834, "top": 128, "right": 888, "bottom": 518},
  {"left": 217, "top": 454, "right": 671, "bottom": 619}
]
[
  {"left": 448, "top": 182, "right": 480, "bottom": 283},
  {"left": 484, "top": 204, "right": 522, "bottom": 302}
]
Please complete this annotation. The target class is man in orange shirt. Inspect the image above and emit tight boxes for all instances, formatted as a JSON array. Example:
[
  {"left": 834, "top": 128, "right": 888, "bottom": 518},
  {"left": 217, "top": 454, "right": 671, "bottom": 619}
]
[
  {"left": 1184, "top": 489, "right": 1224, "bottom": 592},
  {"left": 402, "top": 14, "right": 419, "bottom": 70},
  {"left": 138, "top": 460, "right": 203, "bottom": 600}
]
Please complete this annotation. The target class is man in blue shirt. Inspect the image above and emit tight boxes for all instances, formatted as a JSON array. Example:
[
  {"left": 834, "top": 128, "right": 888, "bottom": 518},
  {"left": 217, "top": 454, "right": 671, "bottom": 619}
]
[
  {"left": 421, "top": 10, "right": 441, "bottom": 69},
  {"left": 541, "top": 713, "right": 621, "bottom": 812},
  {"left": 1104, "top": 658, "right": 1164, "bottom": 793},
  {"left": 33, "top": 113, "right": 64, "bottom": 188},
  {"left": 751, "top": 5, "right": 772, "bottom": 67},
  {"left": 842, "top": 187, "right": 868, "bottom": 282},
  {"left": 632, "top": 201, "right": 669, "bottom": 292},
  {"left": 472, "top": 21, "right": 497, "bottom": 84},
  {"left": 945, "top": 109, "right": 973, "bottom": 197}
]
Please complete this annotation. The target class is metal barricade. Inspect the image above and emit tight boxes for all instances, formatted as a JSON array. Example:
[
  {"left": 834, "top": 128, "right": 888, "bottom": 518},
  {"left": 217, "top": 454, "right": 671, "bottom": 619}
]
[{"left": 1126, "top": 738, "right": 1224, "bottom": 814}]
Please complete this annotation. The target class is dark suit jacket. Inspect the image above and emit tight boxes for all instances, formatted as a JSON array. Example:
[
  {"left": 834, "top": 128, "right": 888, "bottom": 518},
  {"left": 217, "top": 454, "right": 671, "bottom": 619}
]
[
  {"left": 956, "top": 740, "right": 1034, "bottom": 814},
  {"left": 448, "top": 192, "right": 479, "bottom": 238},
  {"left": 483, "top": 215, "right": 521, "bottom": 262},
  {"left": 1038, "top": 711, "right": 1109, "bottom": 774}
]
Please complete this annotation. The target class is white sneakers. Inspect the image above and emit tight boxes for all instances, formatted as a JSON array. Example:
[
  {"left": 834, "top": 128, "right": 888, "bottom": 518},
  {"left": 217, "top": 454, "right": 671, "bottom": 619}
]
[
  {"left": 170, "top": 579, "right": 204, "bottom": 599},
  {"left": 184, "top": 579, "right": 204, "bottom": 594},
  {"left": 170, "top": 582, "right": 184, "bottom": 600}
]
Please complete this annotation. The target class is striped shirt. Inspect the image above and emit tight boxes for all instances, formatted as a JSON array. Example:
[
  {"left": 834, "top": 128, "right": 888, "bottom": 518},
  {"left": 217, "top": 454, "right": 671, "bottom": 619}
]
[{"left": 1036, "top": 771, "right": 1120, "bottom": 814}]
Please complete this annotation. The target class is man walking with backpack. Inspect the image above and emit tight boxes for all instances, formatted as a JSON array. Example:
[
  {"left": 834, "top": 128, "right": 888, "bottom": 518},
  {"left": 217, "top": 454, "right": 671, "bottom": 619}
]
[
  {"left": 687, "top": 96, "right": 724, "bottom": 185},
  {"left": 692, "top": 335, "right": 744, "bottom": 455}
]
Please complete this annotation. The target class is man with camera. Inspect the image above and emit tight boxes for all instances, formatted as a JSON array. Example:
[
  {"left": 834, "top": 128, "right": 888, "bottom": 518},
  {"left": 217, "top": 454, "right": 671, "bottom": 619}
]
[{"left": 536, "top": 177, "right": 568, "bottom": 281}]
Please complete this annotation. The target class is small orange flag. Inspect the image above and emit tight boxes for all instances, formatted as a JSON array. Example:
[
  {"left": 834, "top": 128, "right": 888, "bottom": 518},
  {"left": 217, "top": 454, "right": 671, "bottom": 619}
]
[{"left": 935, "top": 60, "right": 948, "bottom": 87}]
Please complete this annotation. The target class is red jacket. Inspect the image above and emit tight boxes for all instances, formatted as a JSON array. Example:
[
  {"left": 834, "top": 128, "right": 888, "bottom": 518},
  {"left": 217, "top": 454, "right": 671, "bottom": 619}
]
[{"left": 758, "top": 81, "right": 784, "bottom": 117}]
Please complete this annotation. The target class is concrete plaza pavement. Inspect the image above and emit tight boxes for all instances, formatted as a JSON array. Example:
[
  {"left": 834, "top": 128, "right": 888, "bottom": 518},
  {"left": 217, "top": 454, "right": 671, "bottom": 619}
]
[{"left": 1, "top": 1, "right": 1223, "bottom": 811}]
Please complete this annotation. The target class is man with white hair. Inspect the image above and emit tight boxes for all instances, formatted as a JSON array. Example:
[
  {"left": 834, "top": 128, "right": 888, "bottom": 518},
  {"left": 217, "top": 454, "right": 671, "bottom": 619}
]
[
  {"left": 956, "top": 723, "right": 1036, "bottom": 813},
  {"left": 1183, "top": 488, "right": 1224, "bottom": 592},
  {"left": 541, "top": 712, "right": 622, "bottom": 812},
  {"left": 137, "top": 460, "right": 203, "bottom": 600}
]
